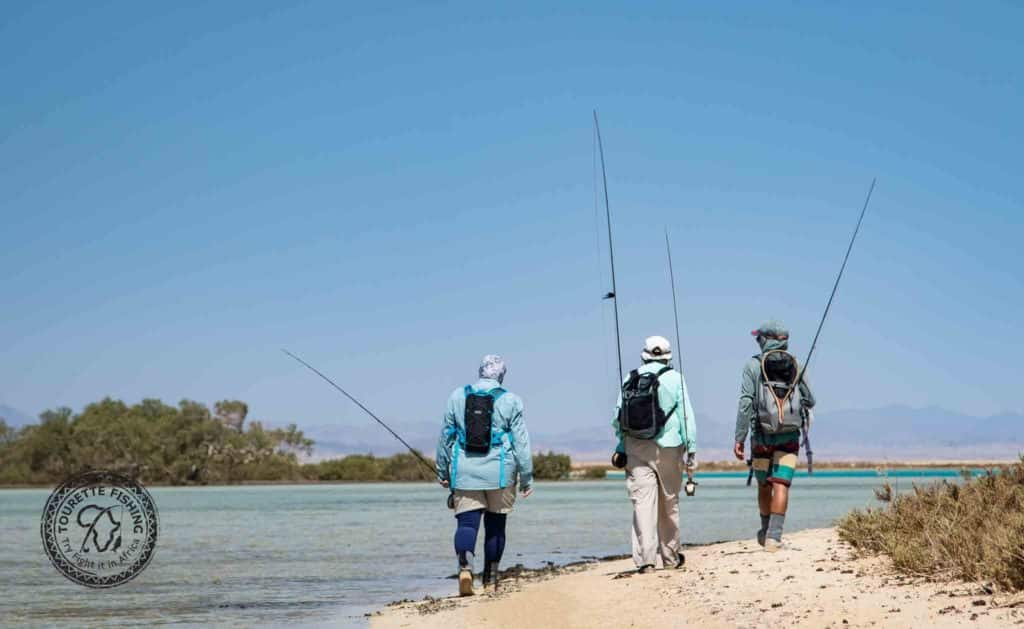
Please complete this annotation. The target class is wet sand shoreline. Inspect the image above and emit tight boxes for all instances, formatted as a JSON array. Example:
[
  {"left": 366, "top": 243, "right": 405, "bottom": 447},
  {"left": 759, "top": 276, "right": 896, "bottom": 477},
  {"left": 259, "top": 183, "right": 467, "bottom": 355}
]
[{"left": 371, "top": 528, "right": 1023, "bottom": 628}]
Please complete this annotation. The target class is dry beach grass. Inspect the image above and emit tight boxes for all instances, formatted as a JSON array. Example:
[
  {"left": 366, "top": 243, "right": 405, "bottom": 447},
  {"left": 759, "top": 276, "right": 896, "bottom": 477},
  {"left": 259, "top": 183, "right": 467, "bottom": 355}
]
[{"left": 838, "top": 456, "right": 1024, "bottom": 593}]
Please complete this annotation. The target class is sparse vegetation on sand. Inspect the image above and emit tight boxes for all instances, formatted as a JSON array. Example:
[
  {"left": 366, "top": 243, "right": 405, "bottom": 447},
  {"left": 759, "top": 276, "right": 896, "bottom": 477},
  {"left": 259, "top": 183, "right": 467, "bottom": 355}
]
[{"left": 837, "top": 455, "right": 1024, "bottom": 591}]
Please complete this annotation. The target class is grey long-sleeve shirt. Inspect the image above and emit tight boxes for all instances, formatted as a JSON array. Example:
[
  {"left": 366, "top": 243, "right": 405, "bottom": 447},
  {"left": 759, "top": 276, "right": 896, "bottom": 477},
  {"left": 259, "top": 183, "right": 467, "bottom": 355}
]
[{"left": 734, "top": 355, "right": 816, "bottom": 443}]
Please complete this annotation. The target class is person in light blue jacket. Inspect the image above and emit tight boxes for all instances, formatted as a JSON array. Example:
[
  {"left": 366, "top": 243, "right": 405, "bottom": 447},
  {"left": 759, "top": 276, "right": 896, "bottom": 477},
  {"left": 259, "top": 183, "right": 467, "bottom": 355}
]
[{"left": 436, "top": 354, "right": 533, "bottom": 596}]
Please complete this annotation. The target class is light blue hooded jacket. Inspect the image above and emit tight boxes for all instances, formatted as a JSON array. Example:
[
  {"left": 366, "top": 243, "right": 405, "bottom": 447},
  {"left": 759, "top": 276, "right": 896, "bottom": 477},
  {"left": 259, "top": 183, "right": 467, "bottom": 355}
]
[{"left": 435, "top": 378, "right": 533, "bottom": 491}]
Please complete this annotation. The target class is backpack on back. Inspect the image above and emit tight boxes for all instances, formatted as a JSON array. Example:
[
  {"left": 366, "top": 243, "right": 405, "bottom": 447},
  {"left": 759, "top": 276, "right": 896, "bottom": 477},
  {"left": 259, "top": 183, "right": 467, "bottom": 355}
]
[
  {"left": 755, "top": 349, "right": 806, "bottom": 435},
  {"left": 463, "top": 386, "right": 506, "bottom": 454},
  {"left": 618, "top": 366, "right": 677, "bottom": 440}
]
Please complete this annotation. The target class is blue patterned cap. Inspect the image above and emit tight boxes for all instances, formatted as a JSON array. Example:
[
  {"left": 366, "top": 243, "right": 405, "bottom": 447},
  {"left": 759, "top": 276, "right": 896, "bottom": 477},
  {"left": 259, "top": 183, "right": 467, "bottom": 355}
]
[{"left": 478, "top": 354, "right": 507, "bottom": 383}]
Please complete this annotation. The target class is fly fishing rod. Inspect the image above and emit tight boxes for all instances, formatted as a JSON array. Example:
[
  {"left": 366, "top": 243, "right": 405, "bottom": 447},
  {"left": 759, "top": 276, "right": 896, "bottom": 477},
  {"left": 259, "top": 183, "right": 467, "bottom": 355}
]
[
  {"left": 281, "top": 349, "right": 439, "bottom": 481},
  {"left": 791, "top": 177, "right": 877, "bottom": 474},
  {"left": 664, "top": 229, "right": 683, "bottom": 374},
  {"left": 744, "top": 178, "right": 877, "bottom": 485},
  {"left": 797, "top": 177, "right": 876, "bottom": 386},
  {"left": 594, "top": 110, "right": 624, "bottom": 385},
  {"left": 665, "top": 229, "right": 697, "bottom": 496}
]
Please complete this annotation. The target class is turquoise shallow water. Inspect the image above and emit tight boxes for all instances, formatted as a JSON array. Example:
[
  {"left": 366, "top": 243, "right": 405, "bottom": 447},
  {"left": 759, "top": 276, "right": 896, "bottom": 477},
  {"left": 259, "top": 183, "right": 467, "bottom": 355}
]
[
  {"left": 0, "top": 471, "right": 959, "bottom": 627},
  {"left": 606, "top": 468, "right": 984, "bottom": 479}
]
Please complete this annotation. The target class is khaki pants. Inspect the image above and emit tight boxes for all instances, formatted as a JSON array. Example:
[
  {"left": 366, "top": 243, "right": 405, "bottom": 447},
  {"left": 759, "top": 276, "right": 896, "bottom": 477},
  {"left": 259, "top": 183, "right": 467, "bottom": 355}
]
[{"left": 625, "top": 437, "right": 684, "bottom": 569}]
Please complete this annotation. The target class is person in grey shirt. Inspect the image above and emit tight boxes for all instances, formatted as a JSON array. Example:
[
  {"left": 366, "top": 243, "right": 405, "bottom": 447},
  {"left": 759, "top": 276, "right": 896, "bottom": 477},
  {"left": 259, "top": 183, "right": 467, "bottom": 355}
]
[{"left": 733, "top": 320, "right": 815, "bottom": 551}]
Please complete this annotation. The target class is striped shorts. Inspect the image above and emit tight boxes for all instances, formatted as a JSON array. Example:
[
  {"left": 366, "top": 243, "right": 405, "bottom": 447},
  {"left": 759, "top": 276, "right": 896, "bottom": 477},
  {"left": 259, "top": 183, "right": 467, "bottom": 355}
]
[{"left": 752, "top": 433, "right": 800, "bottom": 486}]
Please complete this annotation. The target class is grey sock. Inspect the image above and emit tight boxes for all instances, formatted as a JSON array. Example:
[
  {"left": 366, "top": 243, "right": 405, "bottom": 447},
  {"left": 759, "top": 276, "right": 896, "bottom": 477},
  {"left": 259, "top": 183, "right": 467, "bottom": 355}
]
[
  {"left": 760, "top": 513, "right": 770, "bottom": 533},
  {"left": 767, "top": 513, "right": 785, "bottom": 542}
]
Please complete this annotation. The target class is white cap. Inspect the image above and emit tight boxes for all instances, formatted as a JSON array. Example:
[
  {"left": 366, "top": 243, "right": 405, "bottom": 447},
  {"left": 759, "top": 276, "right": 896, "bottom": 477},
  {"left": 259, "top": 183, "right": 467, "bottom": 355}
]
[{"left": 641, "top": 336, "right": 672, "bottom": 362}]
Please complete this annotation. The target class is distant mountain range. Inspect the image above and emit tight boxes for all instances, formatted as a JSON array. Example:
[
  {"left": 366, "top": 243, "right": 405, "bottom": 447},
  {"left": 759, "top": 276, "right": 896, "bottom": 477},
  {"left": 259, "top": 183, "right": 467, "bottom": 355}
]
[
  {"left": 803, "top": 406, "right": 1023, "bottom": 459},
  {"left": 0, "top": 404, "right": 33, "bottom": 427},
  {"left": 293, "top": 405, "right": 1024, "bottom": 463}
]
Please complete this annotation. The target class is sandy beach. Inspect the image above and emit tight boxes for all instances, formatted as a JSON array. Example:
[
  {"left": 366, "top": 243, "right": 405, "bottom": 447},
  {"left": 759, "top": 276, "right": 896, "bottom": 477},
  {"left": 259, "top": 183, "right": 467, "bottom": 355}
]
[{"left": 371, "top": 528, "right": 1023, "bottom": 628}]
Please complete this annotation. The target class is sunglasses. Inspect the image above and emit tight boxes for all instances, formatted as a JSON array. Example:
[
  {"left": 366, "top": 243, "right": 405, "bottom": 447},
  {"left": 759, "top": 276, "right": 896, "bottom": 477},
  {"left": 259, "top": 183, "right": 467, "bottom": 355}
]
[{"left": 752, "top": 332, "right": 788, "bottom": 340}]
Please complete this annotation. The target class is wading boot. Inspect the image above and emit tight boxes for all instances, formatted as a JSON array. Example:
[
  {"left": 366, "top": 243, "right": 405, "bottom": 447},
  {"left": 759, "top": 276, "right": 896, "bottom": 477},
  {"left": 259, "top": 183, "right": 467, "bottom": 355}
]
[
  {"left": 458, "top": 553, "right": 474, "bottom": 596},
  {"left": 757, "top": 513, "right": 770, "bottom": 547},
  {"left": 483, "top": 561, "right": 500, "bottom": 593},
  {"left": 764, "top": 514, "right": 785, "bottom": 553}
]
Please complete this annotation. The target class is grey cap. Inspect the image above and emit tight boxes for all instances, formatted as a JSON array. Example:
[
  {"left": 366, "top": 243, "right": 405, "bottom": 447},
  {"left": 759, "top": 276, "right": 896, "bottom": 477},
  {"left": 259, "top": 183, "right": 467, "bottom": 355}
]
[
  {"left": 478, "top": 354, "right": 507, "bottom": 383},
  {"left": 751, "top": 319, "right": 789, "bottom": 338}
]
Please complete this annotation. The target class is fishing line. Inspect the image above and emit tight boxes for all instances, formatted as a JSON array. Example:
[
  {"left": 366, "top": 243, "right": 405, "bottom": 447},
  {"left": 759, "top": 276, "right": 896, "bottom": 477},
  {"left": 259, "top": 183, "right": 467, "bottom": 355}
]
[{"left": 281, "top": 349, "right": 439, "bottom": 481}]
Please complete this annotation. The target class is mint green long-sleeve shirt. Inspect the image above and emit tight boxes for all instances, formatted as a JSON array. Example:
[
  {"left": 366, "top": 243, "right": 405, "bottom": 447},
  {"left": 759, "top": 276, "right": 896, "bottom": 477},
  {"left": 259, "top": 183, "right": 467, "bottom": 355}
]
[{"left": 612, "top": 361, "right": 697, "bottom": 453}]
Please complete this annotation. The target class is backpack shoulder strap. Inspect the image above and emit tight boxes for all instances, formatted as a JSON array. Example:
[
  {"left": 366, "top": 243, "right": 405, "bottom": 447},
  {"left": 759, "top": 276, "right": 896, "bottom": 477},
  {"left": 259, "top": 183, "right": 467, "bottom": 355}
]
[
  {"left": 487, "top": 388, "right": 510, "bottom": 433},
  {"left": 654, "top": 365, "right": 683, "bottom": 419},
  {"left": 750, "top": 355, "right": 763, "bottom": 379},
  {"left": 656, "top": 367, "right": 679, "bottom": 424}
]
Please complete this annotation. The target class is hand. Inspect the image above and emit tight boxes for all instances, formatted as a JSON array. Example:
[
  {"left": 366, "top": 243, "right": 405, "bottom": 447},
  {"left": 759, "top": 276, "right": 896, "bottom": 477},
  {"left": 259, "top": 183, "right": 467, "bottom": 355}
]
[
  {"left": 439, "top": 479, "right": 450, "bottom": 488},
  {"left": 733, "top": 441, "right": 745, "bottom": 461},
  {"left": 685, "top": 452, "right": 697, "bottom": 471},
  {"left": 611, "top": 451, "right": 627, "bottom": 469},
  {"left": 520, "top": 486, "right": 533, "bottom": 498}
]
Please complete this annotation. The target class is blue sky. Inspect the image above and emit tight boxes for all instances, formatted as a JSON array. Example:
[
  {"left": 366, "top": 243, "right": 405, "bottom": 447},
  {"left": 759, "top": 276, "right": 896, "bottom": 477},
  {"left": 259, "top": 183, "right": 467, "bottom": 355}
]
[{"left": 2, "top": 2, "right": 1021, "bottom": 441}]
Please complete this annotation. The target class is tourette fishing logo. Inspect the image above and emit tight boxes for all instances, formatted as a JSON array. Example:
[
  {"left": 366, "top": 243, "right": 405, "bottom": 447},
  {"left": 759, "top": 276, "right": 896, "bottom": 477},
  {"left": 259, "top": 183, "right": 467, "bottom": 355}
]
[{"left": 40, "top": 470, "right": 159, "bottom": 588}]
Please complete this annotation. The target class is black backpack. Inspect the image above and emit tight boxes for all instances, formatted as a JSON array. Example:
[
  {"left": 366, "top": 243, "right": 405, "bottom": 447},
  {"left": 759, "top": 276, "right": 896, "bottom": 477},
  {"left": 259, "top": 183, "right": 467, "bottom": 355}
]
[
  {"left": 618, "top": 366, "right": 677, "bottom": 440},
  {"left": 463, "top": 386, "right": 506, "bottom": 454}
]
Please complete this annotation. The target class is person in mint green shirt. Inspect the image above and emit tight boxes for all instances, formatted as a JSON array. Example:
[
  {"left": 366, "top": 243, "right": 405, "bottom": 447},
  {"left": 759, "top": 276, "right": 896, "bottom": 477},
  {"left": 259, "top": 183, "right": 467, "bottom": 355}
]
[{"left": 611, "top": 335, "right": 697, "bottom": 572}]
